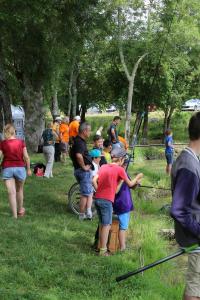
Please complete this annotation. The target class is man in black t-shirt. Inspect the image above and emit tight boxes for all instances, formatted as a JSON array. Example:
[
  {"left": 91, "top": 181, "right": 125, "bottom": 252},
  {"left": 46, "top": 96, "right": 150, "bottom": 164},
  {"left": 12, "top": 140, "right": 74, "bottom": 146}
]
[{"left": 71, "top": 122, "right": 93, "bottom": 220}]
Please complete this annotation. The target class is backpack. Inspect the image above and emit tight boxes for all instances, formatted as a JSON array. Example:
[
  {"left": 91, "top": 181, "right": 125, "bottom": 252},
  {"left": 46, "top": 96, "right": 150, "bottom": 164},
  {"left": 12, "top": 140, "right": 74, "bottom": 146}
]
[{"left": 33, "top": 163, "right": 46, "bottom": 177}]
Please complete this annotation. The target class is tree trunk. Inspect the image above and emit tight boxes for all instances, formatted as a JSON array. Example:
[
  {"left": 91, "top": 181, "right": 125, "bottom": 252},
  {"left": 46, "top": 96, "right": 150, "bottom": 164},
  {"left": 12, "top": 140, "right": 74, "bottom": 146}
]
[
  {"left": 80, "top": 104, "right": 87, "bottom": 122},
  {"left": 141, "top": 108, "right": 149, "bottom": 145},
  {"left": 68, "top": 56, "right": 76, "bottom": 119},
  {"left": 22, "top": 79, "right": 45, "bottom": 152},
  {"left": 71, "top": 66, "right": 78, "bottom": 119},
  {"left": 125, "top": 80, "right": 133, "bottom": 142},
  {"left": 0, "top": 101, "right": 4, "bottom": 132},
  {"left": 0, "top": 63, "right": 12, "bottom": 126},
  {"left": 167, "top": 107, "right": 174, "bottom": 129},
  {"left": 51, "top": 90, "right": 59, "bottom": 119}
]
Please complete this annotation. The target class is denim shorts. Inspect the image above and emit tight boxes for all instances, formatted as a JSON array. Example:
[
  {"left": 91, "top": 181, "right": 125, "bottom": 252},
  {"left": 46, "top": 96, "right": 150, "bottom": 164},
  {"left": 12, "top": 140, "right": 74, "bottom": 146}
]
[
  {"left": 2, "top": 167, "right": 26, "bottom": 181},
  {"left": 74, "top": 168, "right": 93, "bottom": 196},
  {"left": 165, "top": 152, "right": 173, "bottom": 165},
  {"left": 118, "top": 212, "right": 130, "bottom": 230},
  {"left": 95, "top": 198, "right": 113, "bottom": 225}
]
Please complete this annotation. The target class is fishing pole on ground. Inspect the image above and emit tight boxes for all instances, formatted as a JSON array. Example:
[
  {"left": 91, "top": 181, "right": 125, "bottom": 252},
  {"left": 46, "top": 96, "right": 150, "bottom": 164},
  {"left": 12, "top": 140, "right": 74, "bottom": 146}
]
[{"left": 116, "top": 244, "right": 199, "bottom": 283}]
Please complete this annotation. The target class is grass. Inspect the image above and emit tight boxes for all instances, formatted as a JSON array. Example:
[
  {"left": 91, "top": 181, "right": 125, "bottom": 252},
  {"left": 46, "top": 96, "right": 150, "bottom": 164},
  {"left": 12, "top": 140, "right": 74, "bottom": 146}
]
[{"left": 0, "top": 149, "right": 186, "bottom": 300}]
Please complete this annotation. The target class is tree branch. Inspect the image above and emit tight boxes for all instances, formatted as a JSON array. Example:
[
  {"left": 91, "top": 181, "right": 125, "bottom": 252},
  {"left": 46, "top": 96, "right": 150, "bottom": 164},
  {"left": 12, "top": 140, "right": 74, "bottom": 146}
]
[{"left": 131, "top": 53, "right": 148, "bottom": 80}]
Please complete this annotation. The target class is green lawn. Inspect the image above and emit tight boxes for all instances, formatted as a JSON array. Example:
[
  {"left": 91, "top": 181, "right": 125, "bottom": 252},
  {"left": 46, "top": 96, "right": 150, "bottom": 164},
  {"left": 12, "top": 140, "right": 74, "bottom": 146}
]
[{"left": 0, "top": 152, "right": 186, "bottom": 300}]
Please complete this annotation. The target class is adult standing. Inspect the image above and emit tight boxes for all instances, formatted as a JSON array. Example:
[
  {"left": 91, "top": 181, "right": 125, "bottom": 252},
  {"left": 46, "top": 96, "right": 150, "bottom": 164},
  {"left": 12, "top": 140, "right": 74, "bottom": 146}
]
[
  {"left": 107, "top": 116, "right": 122, "bottom": 149},
  {"left": 69, "top": 116, "right": 81, "bottom": 140},
  {"left": 59, "top": 117, "right": 69, "bottom": 163},
  {"left": 70, "top": 122, "right": 93, "bottom": 220},
  {"left": 42, "top": 122, "right": 55, "bottom": 178},
  {"left": 0, "top": 124, "right": 31, "bottom": 218},
  {"left": 52, "top": 117, "right": 61, "bottom": 162},
  {"left": 171, "top": 112, "right": 200, "bottom": 300}
]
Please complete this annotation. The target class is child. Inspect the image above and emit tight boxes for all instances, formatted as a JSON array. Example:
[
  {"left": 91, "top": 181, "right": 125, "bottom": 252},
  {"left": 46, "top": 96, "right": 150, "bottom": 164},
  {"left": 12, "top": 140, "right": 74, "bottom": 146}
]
[
  {"left": 93, "top": 148, "right": 143, "bottom": 256},
  {"left": 164, "top": 129, "right": 174, "bottom": 175},
  {"left": 93, "top": 135, "right": 107, "bottom": 166},
  {"left": 89, "top": 149, "right": 101, "bottom": 178},
  {"left": 102, "top": 139, "right": 112, "bottom": 163},
  {"left": 113, "top": 159, "right": 141, "bottom": 251}
]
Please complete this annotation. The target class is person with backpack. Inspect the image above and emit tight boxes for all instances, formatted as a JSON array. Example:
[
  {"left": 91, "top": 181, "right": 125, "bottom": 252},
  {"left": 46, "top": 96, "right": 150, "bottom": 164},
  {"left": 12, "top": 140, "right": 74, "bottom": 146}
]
[{"left": 42, "top": 122, "right": 56, "bottom": 178}]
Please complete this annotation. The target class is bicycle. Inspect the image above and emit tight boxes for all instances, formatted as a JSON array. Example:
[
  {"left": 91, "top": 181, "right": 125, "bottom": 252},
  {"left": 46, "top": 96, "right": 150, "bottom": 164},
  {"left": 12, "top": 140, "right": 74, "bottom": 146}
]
[{"left": 67, "top": 182, "right": 96, "bottom": 216}]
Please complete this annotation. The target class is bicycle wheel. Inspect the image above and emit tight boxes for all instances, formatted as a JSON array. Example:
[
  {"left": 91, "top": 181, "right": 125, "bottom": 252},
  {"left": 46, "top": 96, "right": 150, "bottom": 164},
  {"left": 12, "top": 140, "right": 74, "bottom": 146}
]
[
  {"left": 68, "top": 182, "right": 80, "bottom": 215},
  {"left": 68, "top": 182, "right": 96, "bottom": 216}
]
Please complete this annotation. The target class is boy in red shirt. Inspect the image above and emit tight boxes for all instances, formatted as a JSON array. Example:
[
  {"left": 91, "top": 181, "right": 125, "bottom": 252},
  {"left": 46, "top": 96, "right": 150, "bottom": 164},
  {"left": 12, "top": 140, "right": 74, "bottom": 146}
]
[{"left": 93, "top": 148, "right": 143, "bottom": 256}]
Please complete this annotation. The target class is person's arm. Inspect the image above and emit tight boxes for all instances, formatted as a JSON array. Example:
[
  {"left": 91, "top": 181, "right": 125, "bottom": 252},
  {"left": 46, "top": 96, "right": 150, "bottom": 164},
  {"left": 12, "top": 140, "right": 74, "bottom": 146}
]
[
  {"left": 76, "top": 153, "right": 91, "bottom": 171},
  {"left": 171, "top": 168, "right": 200, "bottom": 238},
  {"left": 123, "top": 173, "right": 143, "bottom": 188},
  {"left": 23, "top": 147, "right": 32, "bottom": 176},
  {"left": 0, "top": 150, "right": 2, "bottom": 162},
  {"left": 110, "top": 127, "right": 116, "bottom": 142},
  {"left": 92, "top": 174, "right": 99, "bottom": 191},
  {"left": 116, "top": 180, "right": 124, "bottom": 194}
]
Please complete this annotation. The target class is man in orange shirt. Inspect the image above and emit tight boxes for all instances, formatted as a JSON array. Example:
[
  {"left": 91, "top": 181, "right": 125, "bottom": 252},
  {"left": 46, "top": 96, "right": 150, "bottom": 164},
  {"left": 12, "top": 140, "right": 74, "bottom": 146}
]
[
  {"left": 69, "top": 116, "right": 81, "bottom": 139},
  {"left": 59, "top": 117, "right": 69, "bottom": 163}
]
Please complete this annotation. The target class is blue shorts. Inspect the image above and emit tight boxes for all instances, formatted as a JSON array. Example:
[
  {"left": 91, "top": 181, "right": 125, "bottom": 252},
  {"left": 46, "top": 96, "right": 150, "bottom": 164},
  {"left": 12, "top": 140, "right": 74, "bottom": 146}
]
[
  {"left": 165, "top": 152, "right": 173, "bottom": 165},
  {"left": 95, "top": 198, "right": 113, "bottom": 225},
  {"left": 118, "top": 212, "right": 130, "bottom": 230},
  {"left": 2, "top": 167, "right": 27, "bottom": 181},
  {"left": 74, "top": 168, "right": 93, "bottom": 196}
]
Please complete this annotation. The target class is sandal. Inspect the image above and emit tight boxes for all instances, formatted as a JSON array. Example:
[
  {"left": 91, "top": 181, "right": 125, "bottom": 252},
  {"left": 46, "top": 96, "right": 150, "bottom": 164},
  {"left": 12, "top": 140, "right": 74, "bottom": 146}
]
[{"left": 18, "top": 208, "right": 25, "bottom": 217}]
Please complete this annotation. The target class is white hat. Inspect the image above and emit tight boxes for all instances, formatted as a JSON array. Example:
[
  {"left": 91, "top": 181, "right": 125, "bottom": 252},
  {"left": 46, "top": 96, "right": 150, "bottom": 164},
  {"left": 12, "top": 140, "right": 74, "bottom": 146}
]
[
  {"left": 74, "top": 116, "right": 81, "bottom": 121},
  {"left": 55, "top": 117, "right": 62, "bottom": 121}
]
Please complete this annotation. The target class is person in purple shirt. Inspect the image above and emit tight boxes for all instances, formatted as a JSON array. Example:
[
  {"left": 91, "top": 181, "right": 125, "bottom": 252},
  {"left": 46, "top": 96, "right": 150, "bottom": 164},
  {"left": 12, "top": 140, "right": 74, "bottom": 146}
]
[
  {"left": 113, "top": 159, "right": 143, "bottom": 250},
  {"left": 171, "top": 112, "right": 200, "bottom": 300}
]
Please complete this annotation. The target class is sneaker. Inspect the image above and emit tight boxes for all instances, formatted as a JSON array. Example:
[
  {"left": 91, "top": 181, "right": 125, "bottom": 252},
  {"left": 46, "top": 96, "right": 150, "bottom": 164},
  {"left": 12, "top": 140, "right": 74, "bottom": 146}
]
[
  {"left": 79, "top": 213, "right": 86, "bottom": 221},
  {"left": 86, "top": 213, "right": 93, "bottom": 220}
]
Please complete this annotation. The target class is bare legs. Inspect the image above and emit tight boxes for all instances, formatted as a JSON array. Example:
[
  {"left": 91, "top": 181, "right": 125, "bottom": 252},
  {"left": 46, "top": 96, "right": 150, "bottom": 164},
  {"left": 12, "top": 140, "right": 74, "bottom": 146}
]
[
  {"left": 166, "top": 163, "right": 172, "bottom": 175},
  {"left": 99, "top": 225, "right": 111, "bottom": 249},
  {"left": 183, "top": 294, "right": 200, "bottom": 300},
  {"left": 119, "top": 230, "right": 126, "bottom": 250},
  {"left": 79, "top": 194, "right": 93, "bottom": 219},
  {"left": 4, "top": 179, "right": 25, "bottom": 218}
]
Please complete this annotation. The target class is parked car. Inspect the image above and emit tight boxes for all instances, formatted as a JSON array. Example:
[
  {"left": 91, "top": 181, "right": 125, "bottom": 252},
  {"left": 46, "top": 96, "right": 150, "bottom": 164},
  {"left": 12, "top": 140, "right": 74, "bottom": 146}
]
[
  {"left": 182, "top": 99, "right": 200, "bottom": 111},
  {"left": 87, "top": 106, "right": 102, "bottom": 114},
  {"left": 106, "top": 105, "right": 117, "bottom": 113}
]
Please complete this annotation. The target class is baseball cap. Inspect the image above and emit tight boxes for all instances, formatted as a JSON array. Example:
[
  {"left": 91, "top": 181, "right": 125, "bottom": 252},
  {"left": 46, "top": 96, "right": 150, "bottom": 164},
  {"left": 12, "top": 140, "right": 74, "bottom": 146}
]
[
  {"left": 111, "top": 148, "right": 127, "bottom": 158},
  {"left": 89, "top": 149, "right": 101, "bottom": 158},
  {"left": 74, "top": 116, "right": 81, "bottom": 121},
  {"left": 55, "top": 117, "right": 62, "bottom": 121}
]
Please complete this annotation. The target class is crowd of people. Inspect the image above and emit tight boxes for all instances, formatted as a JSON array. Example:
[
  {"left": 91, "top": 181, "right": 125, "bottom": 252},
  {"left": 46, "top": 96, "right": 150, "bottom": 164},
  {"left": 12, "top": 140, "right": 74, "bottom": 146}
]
[{"left": 1, "top": 113, "right": 200, "bottom": 299}]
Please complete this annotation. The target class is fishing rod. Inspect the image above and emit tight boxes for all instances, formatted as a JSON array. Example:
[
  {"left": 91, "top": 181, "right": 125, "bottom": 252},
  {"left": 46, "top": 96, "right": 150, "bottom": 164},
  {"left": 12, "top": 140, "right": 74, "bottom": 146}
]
[
  {"left": 116, "top": 244, "right": 199, "bottom": 283},
  {"left": 139, "top": 185, "right": 171, "bottom": 191}
]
